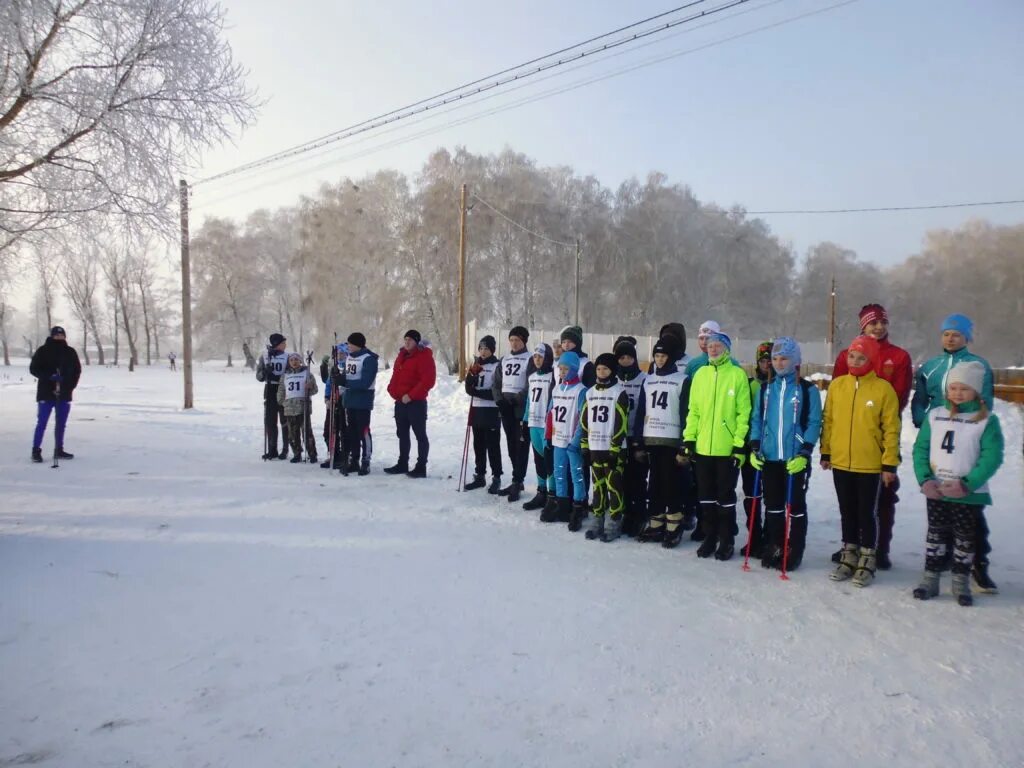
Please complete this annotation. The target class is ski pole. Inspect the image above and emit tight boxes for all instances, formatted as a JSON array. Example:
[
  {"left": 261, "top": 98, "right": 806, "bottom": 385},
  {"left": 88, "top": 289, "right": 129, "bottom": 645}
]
[
  {"left": 780, "top": 396, "right": 800, "bottom": 582},
  {"left": 262, "top": 345, "right": 271, "bottom": 461},
  {"left": 741, "top": 469, "right": 761, "bottom": 572},
  {"left": 458, "top": 402, "right": 474, "bottom": 491},
  {"left": 329, "top": 332, "right": 337, "bottom": 470},
  {"left": 52, "top": 380, "right": 61, "bottom": 469}
]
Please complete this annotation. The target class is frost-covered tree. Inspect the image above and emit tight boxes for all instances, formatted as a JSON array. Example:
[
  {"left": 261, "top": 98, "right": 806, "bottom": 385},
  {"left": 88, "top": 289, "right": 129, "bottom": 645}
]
[{"left": 0, "top": 0, "right": 257, "bottom": 254}]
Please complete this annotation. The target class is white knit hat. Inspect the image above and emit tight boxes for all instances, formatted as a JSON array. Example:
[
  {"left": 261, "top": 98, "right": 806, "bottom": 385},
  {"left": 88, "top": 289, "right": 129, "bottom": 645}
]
[
  {"left": 947, "top": 361, "right": 985, "bottom": 395},
  {"left": 698, "top": 320, "right": 721, "bottom": 337}
]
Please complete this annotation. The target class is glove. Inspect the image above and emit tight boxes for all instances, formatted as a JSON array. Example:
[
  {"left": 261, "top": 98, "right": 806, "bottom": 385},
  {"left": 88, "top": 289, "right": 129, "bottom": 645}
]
[
  {"left": 938, "top": 479, "right": 969, "bottom": 499},
  {"left": 321, "top": 355, "right": 330, "bottom": 366},
  {"left": 749, "top": 452, "right": 765, "bottom": 471},
  {"left": 786, "top": 455, "right": 808, "bottom": 475},
  {"left": 634, "top": 449, "right": 648, "bottom": 464},
  {"left": 682, "top": 441, "right": 696, "bottom": 459},
  {"left": 675, "top": 448, "right": 689, "bottom": 466},
  {"left": 468, "top": 362, "right": 483, "bottom": 376},
  {"left": 920, "top": 479, "right": 943, "bottom": 500},
  {"left": 732, "top": 451, "right": 746, "bottom": 469}
]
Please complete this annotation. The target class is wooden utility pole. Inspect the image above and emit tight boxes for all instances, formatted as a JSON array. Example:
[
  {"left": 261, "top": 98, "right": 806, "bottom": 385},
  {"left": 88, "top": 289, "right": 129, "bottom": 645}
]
[
  {"left": 827, "top": 274, "right": 837, "bottom": 365},
  {"left": 179, "top": 179, "right": 194, "bottom": 409},
  {"left": 457, "top": 183, "right": 468, "bottom": 381},
  {"left": 574, "top": 238, "right": 581, "bottom": 327}
]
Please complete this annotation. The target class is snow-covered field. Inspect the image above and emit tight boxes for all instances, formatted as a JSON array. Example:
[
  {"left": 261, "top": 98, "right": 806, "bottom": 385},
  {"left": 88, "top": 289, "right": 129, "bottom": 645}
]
[{"left": 1, "top": 359, "right": 1022, "bottom": 768}]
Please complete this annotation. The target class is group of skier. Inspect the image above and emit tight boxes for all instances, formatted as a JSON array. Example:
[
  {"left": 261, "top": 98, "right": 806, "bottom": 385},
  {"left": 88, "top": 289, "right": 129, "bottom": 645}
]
[{"left": 460, "top": 307, "right": 1005, "bottom": 606}]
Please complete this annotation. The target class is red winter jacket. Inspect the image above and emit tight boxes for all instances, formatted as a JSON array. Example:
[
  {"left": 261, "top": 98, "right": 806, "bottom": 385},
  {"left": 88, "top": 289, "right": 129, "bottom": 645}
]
[
  {"left": 387, "top": 344, "right": 437, "bottom": 402},
  {"left": 833, "top": 336, "right": 912, "bottom": 413}
]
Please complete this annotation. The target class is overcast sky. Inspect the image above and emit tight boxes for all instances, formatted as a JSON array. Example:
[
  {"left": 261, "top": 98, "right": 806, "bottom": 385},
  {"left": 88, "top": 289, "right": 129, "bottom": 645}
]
[{"left": 187, "top": 0, "right": 1024, "bottom": 268}]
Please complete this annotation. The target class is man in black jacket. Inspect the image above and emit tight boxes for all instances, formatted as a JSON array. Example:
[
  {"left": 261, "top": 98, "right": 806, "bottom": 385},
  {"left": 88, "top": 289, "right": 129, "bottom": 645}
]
[
  {"left": 255, "top": 332, "right": 291, "bottom": 459},
  {"left": 30, "top": 326, "right": 82, "bottom": 463}
]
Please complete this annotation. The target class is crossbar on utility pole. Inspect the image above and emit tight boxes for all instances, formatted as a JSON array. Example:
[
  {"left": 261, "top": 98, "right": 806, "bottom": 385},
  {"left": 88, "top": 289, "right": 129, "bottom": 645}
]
[
  {"left": 457, "top": 183, "right": 468, "bottom": 381},
  {"left": 179, "top": 179, "right": 194, "bottom": 409}
]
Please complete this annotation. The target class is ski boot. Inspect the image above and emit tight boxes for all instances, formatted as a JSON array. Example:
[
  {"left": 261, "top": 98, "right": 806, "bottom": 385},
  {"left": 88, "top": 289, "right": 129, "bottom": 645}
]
[
  {"left": 463, "top": 474, "right": 486, "bottom": 491},
  {"left": 952, "top": 572, "right": 973, "bottom": 606},
  {"left": 912, "top": 571, "right": 940, "bottom": 601},
  {"left": 383, "top": 461, "right": 408, "bottom": 475},
  {"left": 539, "top": 496, "right": 560, "bottom": 523},
  {"left": 522, "top": 488, "right": 547, "bottom": 510},
  {"left": 602, "top": 514, "right": 623, "bottom": 542},
  {"left": 568, "top": 501, "right": 587, "bottom": 532},
  {"left": 637, "top": 514, "right": 666, "bottom": 543},
  {"left": 407, "top": 462, "right": 427, "bottom": 479},
  {"left": 830, "top": 543, "right": 859, "bottom": 581},
  {"left": 852, "top": 547, "right": 877, "bottom": 588},
  {"left": 661, "top": 511, "right": 686, "bottom": 549},
  {"left": 32, "top": 447, "right": 43, "bottom": 464},
  {"left": 972, "top": 562, "right": 998, "bottom": 594},
  {"left": 584, "top": 513, "right": 605, "bottom": 540}
]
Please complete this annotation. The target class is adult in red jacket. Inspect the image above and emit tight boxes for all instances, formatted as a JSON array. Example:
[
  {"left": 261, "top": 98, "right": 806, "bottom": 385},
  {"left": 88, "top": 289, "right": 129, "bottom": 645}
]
[
  {"left": 831, "top": 303, "right": 912, "bottom": 570},
  {"left": 385, "top": 329, "right": 437, "bottom": 478}
]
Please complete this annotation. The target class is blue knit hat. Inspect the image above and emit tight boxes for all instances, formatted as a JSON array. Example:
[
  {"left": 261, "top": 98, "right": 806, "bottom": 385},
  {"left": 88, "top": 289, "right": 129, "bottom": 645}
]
[
  {"left": 558, "top": 350, "right": 581, "bottom": 373},
  {"left": 941, "top": 313, "right": 974, "bottom": 343},
  {"left": 771, "top": 336, "right": 801, "bottom": 373},
  {"left": 706, "top": 331, "right": 732, "bottom": 351}
]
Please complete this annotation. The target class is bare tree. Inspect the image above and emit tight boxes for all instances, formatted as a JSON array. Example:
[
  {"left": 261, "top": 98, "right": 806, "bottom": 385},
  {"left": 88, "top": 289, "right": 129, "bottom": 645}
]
[
  {"left": 31, "top": 248, "right": 58, "bottom": 329},
  {"left": 60, "top": 247, "right": 106, "bottom": 364},
  {"left": 101, "top": 240, "right": 139, "bottom": 371},
  {"left": 0, "top": 0, "right": 258, "bottom": 256},
  {"left": 0, "top": 299, "right": 12, "bottom": 364}
]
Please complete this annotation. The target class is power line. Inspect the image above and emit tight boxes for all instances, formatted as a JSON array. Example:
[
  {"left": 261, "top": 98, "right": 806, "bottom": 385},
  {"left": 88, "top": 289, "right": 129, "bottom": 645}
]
[
  {"left": 744, "top": 199, "right": 1024, "bottom": 214},
  {"left": 470, "top": 194, "right": 576, "bottom": 247},
  {"left": 194, "top": 0, "right": 752, "bottom": 186}
]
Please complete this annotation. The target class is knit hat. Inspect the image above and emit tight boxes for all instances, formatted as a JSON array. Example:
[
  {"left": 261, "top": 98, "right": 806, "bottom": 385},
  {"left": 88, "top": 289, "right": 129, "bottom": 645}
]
[
  {"left": 509, "top": 326, "right": 530, "bottom": 344},
  {"left": 595, "top": 353, "right": 618, "bottom": 372},
  {"left": 532, "top": 343, "right": 554, "bottom": 373},
  {"left": 848, "top": 335, "right": 880, "bottom": 365},
  {"left": 533, "top": 343, "right": 548, "bottom": 357},
  {"left": 479, "top": 335, "right": 496, "bottom": 353},
  {"left": 947, "top": 360, "right": 985, "bottom": 394},
  {"left": 756, "top": 340, "right": 774, "bottom": 362},
  {"left": 941, "top": 313, "right": 974, "bottom": 343},
  {"left": 698, "top": 320, "right": 721, "bottom": 339},
  {"left": 560, "top": 325, "right": 583, "bottom": 349},
  {"left": 771, "top": 337, "right": 801, "bottom": 373},
  {"left": 404, "top": 329, "right": 422, "bottom": 344},
  {"left": 287, "top": 352, "right": 303, "bottom": 363},
  {"left": 859, "top": 303, "right": 889, "bottom": 331},
  {"left": 657, "top": 323, "right": 687, "bottom": 355},
  {"left": 269, "top": 332, "right": 286, "bottom": 347},
  {"left": 558, "top": 350, "right": 580, "bottom": 373},
  {"left": 347, "top": 332, "right": 366, "bottom": 347},
  {"left": 706, "top": 331, "right": 732, "bottom": 351},
  {"left": 652, "top": 335, "right": 680, "bottom": 361},
  {"left": 50, "top": 326, "right": 66, "bottom": 337},
  {"left": 613, "top": 338, "right": 637, "bottom": 360}
]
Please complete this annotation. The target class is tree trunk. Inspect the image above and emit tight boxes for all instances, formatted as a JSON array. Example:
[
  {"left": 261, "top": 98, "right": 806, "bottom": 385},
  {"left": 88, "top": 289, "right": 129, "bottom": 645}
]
[
  {"left": 119, "top": 297, "right": 138, "bottom": 372},
  {"left": 113, "top": 299, "right": 119, "bottom": 365},
  {"left": 139, "top": 282, "right": 152, "bottom": 365},
  {"left": 88, "top": 312, "right": 105, "bottom": 365},
  {"left": 1, "top": 339, "right": 9, "bottom": 366},
  {"left": 226, "top": 351, "right": 233, "bottom": 367},
  {"left": 82, "top": 325, "right": 90, "bottom": 365}
]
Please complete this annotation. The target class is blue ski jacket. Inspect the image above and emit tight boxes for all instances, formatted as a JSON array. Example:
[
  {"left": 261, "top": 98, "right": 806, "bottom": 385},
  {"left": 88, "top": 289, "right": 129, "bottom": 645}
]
[
  {"left": 341, "top": 348, "right": 379, "bottom": 411},
  {"left": 749, "top": 373, "right": 822, "bottom": 462}
]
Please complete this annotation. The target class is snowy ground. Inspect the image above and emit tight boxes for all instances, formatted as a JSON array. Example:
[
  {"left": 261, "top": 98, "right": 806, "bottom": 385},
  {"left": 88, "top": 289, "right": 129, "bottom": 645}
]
[{"left": 1, "top": 359, "right": 1022, "bottom": 768}]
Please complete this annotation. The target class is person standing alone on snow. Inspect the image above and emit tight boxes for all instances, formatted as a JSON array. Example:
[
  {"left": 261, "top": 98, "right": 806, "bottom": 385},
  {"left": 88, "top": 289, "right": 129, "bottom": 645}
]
[
  {"left": 168, "top": 351, "right": 177, "bottom": 371},
  {"left": 277, "top": 352, "right": 318, "bottom": 464},
  {"left": 256, "top": 333, "right": 291, "bottom": 460},
  {"left": 385, "top": 330, "right": 436, "bottom": 478},
  {"left": 830, "top": 304, "right": 912, "bottom": 571},
  {"left": 29, "top": 326, "right": 81, "bottom": 463}
]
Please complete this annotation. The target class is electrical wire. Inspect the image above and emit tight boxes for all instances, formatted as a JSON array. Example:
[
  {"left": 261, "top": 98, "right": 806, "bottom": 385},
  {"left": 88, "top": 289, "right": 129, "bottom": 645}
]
[
  {"left": 743, "top": 199, "right": 1024, "bottom": 214},
  {"left": 470, "top": 194, "right": 576, "bottom": 247}
]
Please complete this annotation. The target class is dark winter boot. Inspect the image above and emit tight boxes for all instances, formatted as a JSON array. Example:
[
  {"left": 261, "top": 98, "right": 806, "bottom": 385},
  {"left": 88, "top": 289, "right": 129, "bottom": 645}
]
[
  {"left": 696, "top": 503, "right": 719, "bottom": 558},
  {"left": 831, "top": 548, "right": 842, "bottom": 564},
  {"left": 972, "top": 562, "right": 998, "bottom": 594},
  {"left": 637, "top": 514, "right": 666, "bottom": 543},
  {"left": 308, "top": 454, "right": 319, "bottom": 464},
  {"left": 522, "top": 488, "right": 547, "bottom": 511},
  {"left": 661, "top": 511, "right": 686, "bottom": 549},
  {"left": 952, "top": 572, "right": 973, "bottom": 606},
  {"left": 55, "top": 448, "right": 74, "bottom": 459},
  {"left": 358, "top": 461, "right": 371, "bottom": 476},
  {"left": 584, "top": 513, "right": 605, "bottom": 540},
  {"left": 277, "top": 448, "right": 289, "bottom": 461},
  {"left": 31, "top": 447, "right": 43, "bottom": 463},
  {"left": 320, "top": 459, "right": 333, "bottom": 469},
  {"left": 346, "top": 459, "right": 360, "bottom": 475},
  {"left": 568, "top": 501, "right": 587, "bottom": 532},
  {"left": 555, "top": 497, "right": 573, "bottom": 524},
  {"left": 602, "top": 514, "right": 623, "bottom": 542},
  {"left": 783, "top": 514, "right": 808, "bottom": 572},
  {"left": 406, "top": 462, "right": 427, "bottom": 478},
  {"left": 487, "top": 476, "right": 503, "bottom": 495},
  {"left": 463, "top": 474, "right": 486, "bottom": 491},
  {"left": 761, "top": 546, "right": 782, "bottom": 570},
  {"left": 913, "top": 571, "right": 940, "bottom": 600},
  {"left": 506, "top": 482, "right": 524, "bottom": 503},
  {"left": 539, "top": 496, "right": 561, "bottom": 523},
  {"left": 290, "top": 453, "right": 303, "bottom": 464},
  {"left": 875, "top": 551, "right": 893, "bottom": 571},
  {"left": 715, "top": 514, "right": 735, "bottom": 561},
  {"left": 384, "top": 461, "right": 409, "bottom": 475}
]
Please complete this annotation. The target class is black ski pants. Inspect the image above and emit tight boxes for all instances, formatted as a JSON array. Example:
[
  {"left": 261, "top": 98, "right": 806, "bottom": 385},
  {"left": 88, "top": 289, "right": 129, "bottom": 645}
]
[
  {"left": 497, "top": 399, "right": 529, "bottom": 484},
  {"left": 623, "top": 449, "right": 649, "bottom": 535},
  {"left": 694, "top": 454, "right": 740, "bottom": 539},
  {"left": 647, "top": 445, "right": 685, "bottom": 515},
  {"left": 395, "top": 399, "right": 429, "bottom": 467},
  {"left": 345, "top": 408, "right": 373, "bottom": 468},
  {"left": 264, "top": 386, "right": 288, "bottom": 454},
  {"left": 833, "top": 469, "right": 881, "bottom": 549},
  {"left": 471, "top": 406, "right": 503, "bottom": 478},
  {"left": 760, "top": 462, "right": 810, "bottom": 555}
]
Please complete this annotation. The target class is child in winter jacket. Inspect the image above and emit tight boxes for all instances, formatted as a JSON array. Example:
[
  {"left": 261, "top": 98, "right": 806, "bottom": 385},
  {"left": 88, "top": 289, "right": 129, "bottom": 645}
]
[
  {"left": 614, "top": 337, "right": 649, "bottom": 536},
  {"left": 741, "top": 340, "right": 775, "bottom": 558},
  {"left": 492, "top": 326, "right": 532, "bottom": 501},
  {"left": 683, "top": 332, "right": 751, "bottom": 561},
  {"left": 463, "top": 336, "right": 503, "bottom": 493},
  {"left": 277, "top": 352, "right": 318, "bottom": 464},
  {"left": 337, "top": 332, "right": 378, "bottom": 476},
  {"left": 579, "top": 353, "right": 631, "bottom": 542},
  {"left": 911, "top": 361, "right": 1004, "bottom": 606},
  {"left": 910, "top": 313, "right": 999, "bottom": 593},
  {"left": 749, "top": 338, "right": 822, "bottom": 571},
  {"left": 633, "top": 336, "right": 691, "bottom": 548},
  {"left": 821, "top": 335, "right": 900, "bottom": 587},
  {"left": 524, "top": 343, "right": 557, "bottom": 517},
  {"left": 548, "top": 351, "right": 588, "bottom": 530}
]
